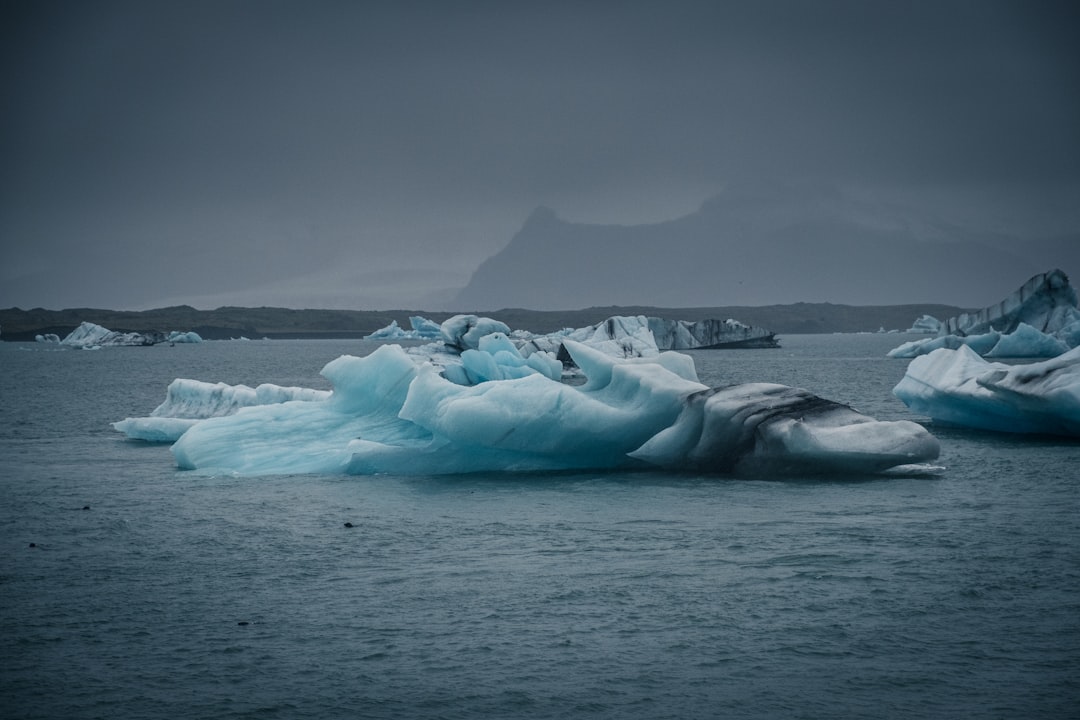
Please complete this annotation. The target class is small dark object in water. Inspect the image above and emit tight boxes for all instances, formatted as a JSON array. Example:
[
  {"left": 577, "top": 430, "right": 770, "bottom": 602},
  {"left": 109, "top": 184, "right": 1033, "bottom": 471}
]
[
  {"left": 344, "top": 522, "right": 354, "bottom": 528},
  {"left": 237, "top": 621, "right": 249, "bottom": 626},
  {"left": 29, "top": 543, "right": 36, "bottom": 548},
  {"left": 82, "top": 506, "right": 90, "bottom": 510}
]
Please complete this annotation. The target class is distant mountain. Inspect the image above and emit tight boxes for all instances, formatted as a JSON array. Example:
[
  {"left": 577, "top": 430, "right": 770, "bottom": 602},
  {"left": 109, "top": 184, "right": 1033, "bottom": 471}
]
[{"left": 452, "top": 181, "right": 1079, "bottom": 311}]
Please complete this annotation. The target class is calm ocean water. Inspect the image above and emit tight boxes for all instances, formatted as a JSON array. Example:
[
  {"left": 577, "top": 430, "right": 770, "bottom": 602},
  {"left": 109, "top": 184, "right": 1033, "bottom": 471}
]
[{"left": 2, "top": 334, "right": 1078, "bottom": 719}]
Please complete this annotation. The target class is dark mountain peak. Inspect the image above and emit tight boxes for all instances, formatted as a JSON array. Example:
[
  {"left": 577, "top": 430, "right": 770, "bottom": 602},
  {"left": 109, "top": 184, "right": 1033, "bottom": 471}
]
[{"left": 524, "top": 206, "right": 561, "bottom": 228}]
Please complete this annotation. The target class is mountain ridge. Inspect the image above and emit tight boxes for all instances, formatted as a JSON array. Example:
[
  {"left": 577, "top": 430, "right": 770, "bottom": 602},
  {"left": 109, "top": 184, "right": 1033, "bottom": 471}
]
[{"left": 453, "top": 183, "right": 1079, "bottom": 310}]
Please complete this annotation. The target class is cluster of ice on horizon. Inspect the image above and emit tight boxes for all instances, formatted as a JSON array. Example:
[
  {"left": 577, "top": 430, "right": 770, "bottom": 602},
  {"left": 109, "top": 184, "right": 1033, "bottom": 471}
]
[
  {"left": 647, "top": 317, "right": 778, "bottom": 349},
  {"left": 893, "top": 345, "right": 1080, "bottom": 436},
  {"left": 376, "top": 313, "right": 777, "bottom": 373},
  {"left": 890, "top": 269, "right": 1080, "bottom": 359},
  {"left": 365, "top": 316, "right": 442, "bottom": 340},
  {"left": 35, "top": 321, "right": 202, "bottom": 348},
  {"left": 112, "top": 379, "right": 329, "bottom": 442},
  {"left": 516, "top": 315, "right": 778, "bottom": 361}
]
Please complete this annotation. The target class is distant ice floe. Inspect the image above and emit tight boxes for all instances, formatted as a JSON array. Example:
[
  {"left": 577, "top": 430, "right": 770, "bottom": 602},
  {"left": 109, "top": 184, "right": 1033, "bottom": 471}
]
[
  {"left": 889, "top": 269, "right": 1080, "bottom": 359},
  {"left": 36, "top": 321, "right": 202, "bottom": 348},
  {"left": 365, "top": 316, "right": 443, "bottom": 340},
  {"left": 893, "top": 345, "right": 1080, "bottom": 437},
  {"left": 907, "top": 315, "right": 942, "bottom": 334},
  {"left": 117, "top": 314, "right": 938, "bottom": 477}
]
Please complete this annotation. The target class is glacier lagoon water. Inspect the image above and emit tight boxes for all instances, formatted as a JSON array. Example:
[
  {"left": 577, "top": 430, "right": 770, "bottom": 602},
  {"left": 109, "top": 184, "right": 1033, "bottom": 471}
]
[{"left": 2, "top": 334, "right": 1077, "bottom": 719}]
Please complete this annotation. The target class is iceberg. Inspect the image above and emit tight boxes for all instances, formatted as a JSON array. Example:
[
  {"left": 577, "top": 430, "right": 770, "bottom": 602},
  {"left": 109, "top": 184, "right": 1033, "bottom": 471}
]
[
  {"left": 365, "top": 316, "right": 443, "bottom": 340},
  {"left": 893, "top": 345, "right": 1080, "bottom": 436},
  {"left": 36, "top": 321, "right": 202, "bottom": 348},
  {"left": 162, "top": 337, "right": 938, "bottom": 477},
  {"left": 648, "top": 317, "right": 779, "bottom": 350},
  {"left": 166, "top": 330, "right": 203, "bottom": 343},
  {"left": 113, "top": 379, "right": 330, "bottom": 442},
  {"left": 57, "top": 321, "right": 164, "bottom": 348},
  {"left": 907, "top": 315, "right": 941, "bottom": 334},
  {"left": 517, "top": 315, "right": 777, "bottom": 365},
  {"left": 889, "top": 270, "right": 1080, "bottom": 359},
  {"left": 440, "top": 314, "right": 513, "bottom": 351}
]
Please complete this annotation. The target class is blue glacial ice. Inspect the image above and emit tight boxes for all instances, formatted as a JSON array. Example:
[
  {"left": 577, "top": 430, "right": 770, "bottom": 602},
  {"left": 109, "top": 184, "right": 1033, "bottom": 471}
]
[
  {"left": 893, "top": 344, "right": 1080, "bottom": 436},
  {"left": 889, "top": 269, "right": 1080, "bottom": 359},
  {"left": 153, "top": 322, "right": 938, "bottom": 477},
  {"left": 365, "top": 315, "right": 443, "bottom": 340}
]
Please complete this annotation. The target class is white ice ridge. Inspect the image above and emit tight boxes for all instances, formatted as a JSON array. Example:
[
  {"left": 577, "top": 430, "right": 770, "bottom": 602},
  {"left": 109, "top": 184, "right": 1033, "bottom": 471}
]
[
  {"left": 166, "top": 339, "right": 939, "bottom": 477},
  {"left": 890, "top": 269, "right": 1080, "bottom": 359},
  {"left": 36, "top": 321, "right": 202, "bottom": 347},
  {"left": 112, "top": 379, "right": 329, "bottom": 442},
  {"left": 893, "top": 345, "right": 1080, "bottom": 436}
]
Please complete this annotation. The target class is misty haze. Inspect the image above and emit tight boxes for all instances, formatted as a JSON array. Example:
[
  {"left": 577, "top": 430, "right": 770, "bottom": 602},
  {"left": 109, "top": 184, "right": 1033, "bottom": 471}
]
[
  {"left": 2, "top": 1, "right": 1077, "bottom": 312},
  {"left": 3, "top": 3, "right": 1079, "bottom": 720}
]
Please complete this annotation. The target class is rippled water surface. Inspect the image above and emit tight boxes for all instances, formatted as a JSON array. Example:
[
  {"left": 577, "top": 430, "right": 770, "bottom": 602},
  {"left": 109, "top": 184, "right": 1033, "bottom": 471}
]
[{"left": 2, "top": 335, "right": 1077, "bottom": 719}]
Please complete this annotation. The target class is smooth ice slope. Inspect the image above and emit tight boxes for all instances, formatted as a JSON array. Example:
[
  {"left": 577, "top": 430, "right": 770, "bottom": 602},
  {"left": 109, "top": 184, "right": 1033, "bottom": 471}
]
[
  {"left": 168, "top": 339, "right": 939, "bottom": 477},
  {"left": 893, "top": 345, "right": 1080, "bottom": 436},
  {"left": 113, "top": 379, "right": 329, "bottom": 442}
]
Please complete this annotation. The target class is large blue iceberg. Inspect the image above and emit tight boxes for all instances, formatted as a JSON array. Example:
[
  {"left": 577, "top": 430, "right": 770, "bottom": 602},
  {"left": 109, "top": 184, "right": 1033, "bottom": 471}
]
[
  {"left": 114, "top": 314, "right": 940, "bottom": 476},
  {"left": 893, "top": 345, "right": 1080, "bottom": 436},
  {"left": 889, "top": 269, "right": 1080, "bottom": 359}
]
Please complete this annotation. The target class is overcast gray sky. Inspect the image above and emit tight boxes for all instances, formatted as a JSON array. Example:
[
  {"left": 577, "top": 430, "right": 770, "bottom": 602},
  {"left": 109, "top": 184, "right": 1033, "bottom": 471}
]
[{"left": 2, "top": 0, "right": 1078, "bottom": 310}]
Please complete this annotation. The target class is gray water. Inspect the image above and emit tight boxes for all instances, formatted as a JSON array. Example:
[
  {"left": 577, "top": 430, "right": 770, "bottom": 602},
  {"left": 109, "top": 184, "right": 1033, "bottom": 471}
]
[{"left": 2, "top": 335, "right": 1078, "bottom": 719}]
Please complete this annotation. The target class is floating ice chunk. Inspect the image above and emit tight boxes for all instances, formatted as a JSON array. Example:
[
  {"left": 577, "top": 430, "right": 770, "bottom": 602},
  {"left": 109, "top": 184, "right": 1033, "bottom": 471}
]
[
  {"left": 893, "top": 345, "right": 1080, "bottom": 436},
  {"left": 366, "top": 316, "right": 443, "bottom": 340},
  {"left": 166, "top": 339, "right": 940, "bottom": 477},
  {"left": 367, "top": 319, "right": 405, "bottom": 338},
  {"left": 166, "top": 330, "right": 202, "bottom": 343},
  {"left": 648, "top": 317, "right": 778, "bottom": 349},
  {"left": 60, "top": 321, "right": 159, "bottom": 347},
  {"left": 907, "top": 315, "right": 941, "bottom": 333},
  {"left": 38, "top": 321, "right": 201, "bottom": 348},
  {"left": 112, "top": 378, "right": 330, "bottom": 442}
]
